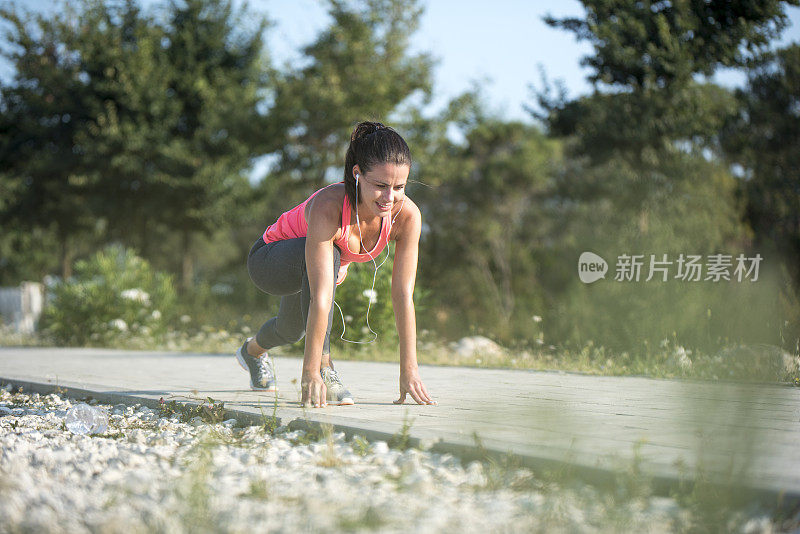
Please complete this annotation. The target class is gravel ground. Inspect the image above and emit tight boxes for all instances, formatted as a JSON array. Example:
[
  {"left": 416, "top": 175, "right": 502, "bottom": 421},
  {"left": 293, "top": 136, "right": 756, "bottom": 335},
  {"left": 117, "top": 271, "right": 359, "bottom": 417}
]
[{"left": 0, "top": 384, "right": 790, "bottom": 533}]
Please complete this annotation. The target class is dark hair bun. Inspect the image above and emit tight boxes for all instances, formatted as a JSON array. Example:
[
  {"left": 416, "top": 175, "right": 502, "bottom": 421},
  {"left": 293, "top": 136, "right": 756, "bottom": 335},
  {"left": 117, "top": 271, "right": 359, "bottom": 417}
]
[{"left": 351, "top": 121, "right": 386, "bottom": 142}]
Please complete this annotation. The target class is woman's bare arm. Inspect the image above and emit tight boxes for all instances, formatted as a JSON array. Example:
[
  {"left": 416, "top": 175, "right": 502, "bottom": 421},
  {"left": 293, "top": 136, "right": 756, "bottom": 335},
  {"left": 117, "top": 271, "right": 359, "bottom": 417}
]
[
  {"left": 302, "top": 193, "right": 340, "bottom": 407},
  {"left": 391, "top": 200, "right": 435, "bottom": 405}
]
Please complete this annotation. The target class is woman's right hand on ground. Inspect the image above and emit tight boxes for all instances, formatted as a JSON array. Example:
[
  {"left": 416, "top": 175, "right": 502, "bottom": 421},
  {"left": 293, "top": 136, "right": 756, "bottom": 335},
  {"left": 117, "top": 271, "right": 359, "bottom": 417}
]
[
  {"left": 301, "top": 371, "right": 327, "bottom": 408},
  {"left": 394, "top": 368, "right": 436, "bottom": 405}
]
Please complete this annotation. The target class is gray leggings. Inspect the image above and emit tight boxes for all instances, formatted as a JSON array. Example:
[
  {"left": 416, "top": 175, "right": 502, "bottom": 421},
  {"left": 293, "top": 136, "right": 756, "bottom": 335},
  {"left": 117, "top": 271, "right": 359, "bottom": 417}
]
[{"left": 247, "top": 238, "right": 341, "bottom": 355}]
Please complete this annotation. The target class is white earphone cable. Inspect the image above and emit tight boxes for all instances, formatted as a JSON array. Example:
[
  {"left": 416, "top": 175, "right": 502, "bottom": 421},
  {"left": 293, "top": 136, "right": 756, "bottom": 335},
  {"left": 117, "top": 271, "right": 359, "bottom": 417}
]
[{"left": 334, "top": 174, "right": 404, "bottom": 344}]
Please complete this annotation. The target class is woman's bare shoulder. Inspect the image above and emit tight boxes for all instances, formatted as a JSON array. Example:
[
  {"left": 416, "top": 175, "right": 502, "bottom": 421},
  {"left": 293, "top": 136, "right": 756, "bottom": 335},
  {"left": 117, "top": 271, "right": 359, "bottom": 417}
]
[
  {"left": 401, "top": 195, "right": 421, "bottom": 220},
  {"left": 391, "top": 195, "right": 421, "bottom": 241},
  {"left": 305, "top": 183, "right": 345, "bottom": 229}
]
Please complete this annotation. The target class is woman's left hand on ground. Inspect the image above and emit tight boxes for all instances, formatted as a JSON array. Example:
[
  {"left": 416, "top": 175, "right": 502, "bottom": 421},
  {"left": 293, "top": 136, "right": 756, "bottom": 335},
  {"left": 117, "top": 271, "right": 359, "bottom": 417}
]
[{"left": 394, "top": 369, "right": 436, "bottom": 405}]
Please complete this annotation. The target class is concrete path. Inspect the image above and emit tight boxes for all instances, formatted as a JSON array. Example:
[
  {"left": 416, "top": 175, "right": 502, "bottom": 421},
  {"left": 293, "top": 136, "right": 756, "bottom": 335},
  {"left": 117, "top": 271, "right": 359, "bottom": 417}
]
[{"left": 1, "top": 347, "right": 799, "bottom": 501}]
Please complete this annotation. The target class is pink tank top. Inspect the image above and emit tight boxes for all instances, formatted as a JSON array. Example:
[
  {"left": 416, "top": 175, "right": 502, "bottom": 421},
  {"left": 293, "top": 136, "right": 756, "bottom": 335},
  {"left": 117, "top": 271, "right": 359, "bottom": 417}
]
[{"left": 262, "top": 184, "right": 393, "bottom": 276}]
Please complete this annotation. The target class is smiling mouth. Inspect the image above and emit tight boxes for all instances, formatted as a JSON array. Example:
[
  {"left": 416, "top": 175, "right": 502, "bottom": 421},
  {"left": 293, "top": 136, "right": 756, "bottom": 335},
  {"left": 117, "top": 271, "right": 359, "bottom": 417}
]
[{"left": 377, "top": 202, "right": 391, "bottom": 210}]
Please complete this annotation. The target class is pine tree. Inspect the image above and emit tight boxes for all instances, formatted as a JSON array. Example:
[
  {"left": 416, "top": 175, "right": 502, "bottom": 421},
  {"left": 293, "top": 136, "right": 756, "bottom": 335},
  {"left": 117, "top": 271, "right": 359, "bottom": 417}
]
[{"left": 261, "top": 0, "right": 433, "bottom": 214}]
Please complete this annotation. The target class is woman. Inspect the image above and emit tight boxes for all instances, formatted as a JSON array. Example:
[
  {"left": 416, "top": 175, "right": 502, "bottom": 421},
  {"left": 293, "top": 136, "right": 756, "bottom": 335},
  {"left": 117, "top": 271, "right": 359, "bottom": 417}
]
[{"left": 236, "top": 121, "right": 435, "bottom": 408}]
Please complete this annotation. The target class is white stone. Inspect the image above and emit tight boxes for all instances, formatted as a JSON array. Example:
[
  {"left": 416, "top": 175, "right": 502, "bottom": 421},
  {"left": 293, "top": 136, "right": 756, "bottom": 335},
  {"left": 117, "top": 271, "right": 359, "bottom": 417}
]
[
  {"left": 465, "top": 461, "right": 486, "bottom": 487},
  {"left": 372, "top": 441, "right": 389, "bottom": 454},
  {"left": 128, "top": 429, "right": 147, "bottom": 444},
  {"left": 448, "top": 336, "right": 505, "bottom": 358}
]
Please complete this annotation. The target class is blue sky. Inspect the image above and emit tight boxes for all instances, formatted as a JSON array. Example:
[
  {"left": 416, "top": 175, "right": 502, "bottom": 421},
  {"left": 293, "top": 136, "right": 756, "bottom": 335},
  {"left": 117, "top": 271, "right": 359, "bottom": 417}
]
[
  {"left": 3, "top": 0, "right": 800, "bottom": 123},
  {"left": 260, "top": 0, "right": 800, "bottom": 122}
]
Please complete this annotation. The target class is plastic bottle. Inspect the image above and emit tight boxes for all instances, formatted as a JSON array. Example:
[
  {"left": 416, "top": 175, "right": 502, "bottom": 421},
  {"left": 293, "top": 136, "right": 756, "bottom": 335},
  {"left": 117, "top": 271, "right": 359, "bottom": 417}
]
[{"left": 64, "top": 403, "right": 108, "bottom": 435}]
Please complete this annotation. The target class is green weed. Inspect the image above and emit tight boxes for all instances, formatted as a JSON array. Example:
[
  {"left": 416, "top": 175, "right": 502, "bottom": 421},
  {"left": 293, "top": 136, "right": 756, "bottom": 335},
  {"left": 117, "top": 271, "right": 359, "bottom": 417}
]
[
  {"left": 258, "top": 363, "right": 281, "bottom": 434},
  {"left": 158, "top": 396, "right": 226, "bottom": 424},
  {"left": 286, "top": 418, "right": 327, "bottom": 445},
  {"left": 350, "top": 434, "right": 373, "bottom": 457},
  {"left": 388, "top": 412, "right": 414, "bottom": 451},
  {"left": 258, "top": 403, "right": 279, "bottom": 435}
]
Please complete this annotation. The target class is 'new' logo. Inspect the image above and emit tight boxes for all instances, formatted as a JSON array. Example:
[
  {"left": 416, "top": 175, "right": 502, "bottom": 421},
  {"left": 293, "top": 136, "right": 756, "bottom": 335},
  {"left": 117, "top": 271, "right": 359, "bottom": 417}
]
[{"left": 578, "top": 252, "right": 607, "bottom": 284}]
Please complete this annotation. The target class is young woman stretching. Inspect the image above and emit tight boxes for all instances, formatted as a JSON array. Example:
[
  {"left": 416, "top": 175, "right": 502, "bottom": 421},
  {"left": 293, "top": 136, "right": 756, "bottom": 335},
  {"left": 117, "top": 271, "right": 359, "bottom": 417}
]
[{"left": 236, "top": 121, "right": 435, "bottom": 408}]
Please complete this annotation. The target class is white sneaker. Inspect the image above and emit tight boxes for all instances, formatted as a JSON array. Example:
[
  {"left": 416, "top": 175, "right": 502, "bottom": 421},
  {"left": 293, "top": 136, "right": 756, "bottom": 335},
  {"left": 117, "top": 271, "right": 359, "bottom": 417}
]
[
  {"left": 235, "top": 338, "right": 277, "bottom": 391},
  {"left": 321, "top": 367, "right": 354, "bottom": 405}
]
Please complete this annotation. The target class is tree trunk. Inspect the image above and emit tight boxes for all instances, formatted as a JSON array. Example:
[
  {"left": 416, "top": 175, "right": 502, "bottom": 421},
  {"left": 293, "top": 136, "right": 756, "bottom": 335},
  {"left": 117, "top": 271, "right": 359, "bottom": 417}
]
[
  {"left": 181, "top": 229, "right": 193, "bottom": 291},
  {"left": 60, "top": 236, "right": 73, "bottom": 280},
  {"left": 139, "top": 215, "right": 149, "bottom": 260}
]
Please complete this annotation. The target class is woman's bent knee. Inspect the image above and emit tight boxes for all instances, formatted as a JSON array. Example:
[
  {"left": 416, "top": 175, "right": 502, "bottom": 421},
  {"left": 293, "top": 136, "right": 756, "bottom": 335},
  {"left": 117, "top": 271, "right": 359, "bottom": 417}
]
[{"left": 277, "top": 328, "right": 305, "bottom": 345}]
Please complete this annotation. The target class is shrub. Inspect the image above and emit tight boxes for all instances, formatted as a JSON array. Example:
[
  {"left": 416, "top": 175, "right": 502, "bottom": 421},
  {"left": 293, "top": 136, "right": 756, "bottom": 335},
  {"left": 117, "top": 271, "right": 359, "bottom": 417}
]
[{"left": 41, "top": 245, "right": 177, "bottom": 345}]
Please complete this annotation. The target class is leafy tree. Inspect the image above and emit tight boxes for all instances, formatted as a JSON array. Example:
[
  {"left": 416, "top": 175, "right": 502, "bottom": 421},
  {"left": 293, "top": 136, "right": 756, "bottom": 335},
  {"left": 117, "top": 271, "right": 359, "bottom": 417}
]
[
  {"left": 80, "top": 0, "right": 271, "bottom": 287},
  {"left": 261, "top": 0, "right": 433, "bottom": 214},
  {"left": 0, "top": 228, "right": 61, "bottom": 286},
  {"left": 538, "top": 81, "right": 738, "bottom": 165},
  {"left": 0, "top": 2, "right": 104, "bottom": 278},
  {"left": 64, "top": 0, "right": 179, "bottom": 262},
  {"left": 545, "top": 0, "right": 795, "bottom": 89},
  {"left": 538, "top": 0, "right": 798, "bottom": 160},
  {"left": 722, "top": 45, "right": 800, "bottom": 347},
  {"left": 527, "top": 0, "right": 799, "bottom": 352},
  {"left": 1, "top": 0, "right": 272, "bottom": 288},
  {"left": 413, "top": 113, "right": 562, "bottom": 344},
  {"left": 722, "top": 45, "right": 800, "bottom": 282}
]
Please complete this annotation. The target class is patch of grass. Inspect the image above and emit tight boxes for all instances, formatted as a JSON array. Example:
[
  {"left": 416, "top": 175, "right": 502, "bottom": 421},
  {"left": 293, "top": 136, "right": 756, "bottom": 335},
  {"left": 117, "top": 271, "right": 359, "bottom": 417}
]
[
  {"left": 666, "top": 448, "right": 778, "bottom": 534},
  {"left": 336, "top": 505, "right": 386, "bottom": 531},
  {"left": 243, "top": 479, "right": 269, "bottom": 500},
  {"left": 95, "top": 429, "right": 125, "bottom": 439},
  {"left": 158, "top": 396, "right": 226, "bottom": 424},
  {"left": 7, "top": 396, "right": 24, "bottom": 408},
  {"left": 0, "top": 321, "right": 251, "bottom": 354},
  {"left": 9, "top": 321, "right": 798, "bottom": 385},
  {"left": 316, "top": 424, "right": 343, "bottom": 468},
  {"left": 611, "top": 440, "right": 652, "bottom": 503},
  {"left": 669, "top": 469, "right": 756, "bottom": 532},
  {"left": 0, "top": 326, "right": 47, "bottom": 347},
  {"left": 332, "top": 334, "right": 800, "bottom": 385},
  {"left": 177, "top": 435, "right": 218, "bottom": 532}
]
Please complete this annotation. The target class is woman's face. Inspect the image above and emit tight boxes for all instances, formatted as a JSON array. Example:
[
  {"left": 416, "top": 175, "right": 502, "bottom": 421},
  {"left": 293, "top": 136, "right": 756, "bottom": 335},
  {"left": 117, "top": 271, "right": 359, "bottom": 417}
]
[{"left": 355, "top": 163, "right": 409, "bottom": 218}]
